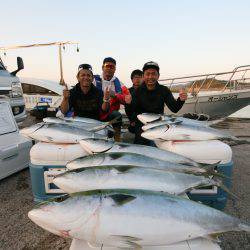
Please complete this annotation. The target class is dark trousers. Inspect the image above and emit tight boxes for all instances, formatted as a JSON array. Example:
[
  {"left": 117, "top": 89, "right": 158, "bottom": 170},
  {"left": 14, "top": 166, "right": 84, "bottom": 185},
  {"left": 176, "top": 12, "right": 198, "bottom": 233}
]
[
  {"left": 134, "top": 121, "right": 156, "bottom": 147},
  {"left": 103, "top": 110, "right": 122, "bottom": 128}
]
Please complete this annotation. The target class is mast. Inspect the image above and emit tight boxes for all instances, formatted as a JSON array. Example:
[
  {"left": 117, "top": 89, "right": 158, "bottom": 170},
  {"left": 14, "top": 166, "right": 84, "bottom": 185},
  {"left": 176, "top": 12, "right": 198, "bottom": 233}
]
[{"left": 0, "top": 41, "right": 79, "bottom": 86}]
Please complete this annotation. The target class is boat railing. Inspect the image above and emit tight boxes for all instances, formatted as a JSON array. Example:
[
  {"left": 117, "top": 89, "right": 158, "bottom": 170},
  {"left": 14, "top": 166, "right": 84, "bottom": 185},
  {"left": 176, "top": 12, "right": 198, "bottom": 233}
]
[{"left": 159, "top": 65, "right": 250, "bottom": 95}]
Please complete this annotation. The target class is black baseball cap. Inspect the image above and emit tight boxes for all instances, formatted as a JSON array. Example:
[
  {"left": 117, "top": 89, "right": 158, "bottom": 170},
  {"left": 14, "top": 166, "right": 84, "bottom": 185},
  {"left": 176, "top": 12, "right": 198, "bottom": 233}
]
[
  {"left": 142, "top": 61, "right": 160, "bottom": 73},
  {"left": 131, "top": 69, "right": 143, "bottom": 80},
  {"left": 78, "top": 64, "right": 93, "bottom": 74},
  {"left": 103, "top": 57, "right": 116, "bottom": 65}
]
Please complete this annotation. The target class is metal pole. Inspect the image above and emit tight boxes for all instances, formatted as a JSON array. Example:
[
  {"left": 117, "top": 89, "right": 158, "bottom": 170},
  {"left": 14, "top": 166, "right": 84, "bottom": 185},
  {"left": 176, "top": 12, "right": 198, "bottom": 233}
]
[{"left": 59, "top": 44, "right": 65, "bottom": 85}]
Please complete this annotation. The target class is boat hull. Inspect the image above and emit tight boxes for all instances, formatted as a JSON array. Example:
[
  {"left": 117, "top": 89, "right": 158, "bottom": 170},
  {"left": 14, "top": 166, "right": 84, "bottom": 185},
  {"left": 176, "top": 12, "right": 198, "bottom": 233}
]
[{"left": 167, "top": 90, "right": 250, "bottom": 118}]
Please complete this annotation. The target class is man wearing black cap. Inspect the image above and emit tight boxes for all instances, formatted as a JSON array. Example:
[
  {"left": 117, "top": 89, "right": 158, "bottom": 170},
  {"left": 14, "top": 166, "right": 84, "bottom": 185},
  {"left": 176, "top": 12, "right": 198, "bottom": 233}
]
[
  {"left": 60, "top": 64, "right": 110, "bottom": 120},
  {"left": 132, "top": 61, "right": 187, "bottom": 145},
  {"left": 125, "top": 69, "right": 143, "bottom": 133},
  {"left": 94, "top": 57, "right": 131, "bottom": 141}
]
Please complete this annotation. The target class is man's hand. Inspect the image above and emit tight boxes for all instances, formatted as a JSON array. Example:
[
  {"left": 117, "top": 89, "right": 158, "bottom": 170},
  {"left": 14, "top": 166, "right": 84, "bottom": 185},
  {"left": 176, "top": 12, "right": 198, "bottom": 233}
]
[
  {"left": 109, "top": 89, "right": 116, "bottom": 98},
  {"left": 104, "top": 87, "right": 111, "bottom": 101},
  {"left": 63, "top": 85, "right": 70, "bottom": 100},
  {"left": 179, "top": 88, "right": 187, "bottom": 101},
  {"left": 124, "top": 94, "right": 132, "bottom": 104}
]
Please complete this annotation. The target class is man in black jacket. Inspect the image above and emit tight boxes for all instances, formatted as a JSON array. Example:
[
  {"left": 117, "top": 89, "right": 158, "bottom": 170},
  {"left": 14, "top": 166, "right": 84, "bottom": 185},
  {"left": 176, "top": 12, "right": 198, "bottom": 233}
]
[
  {"left": 132, "top": 61, "right": 187, "bottom": 145},
  {"left": 125, "top": 69, "right": 143, "bottom": 133},
  {"left": 60, "top": 64, "right": 110, "bottom": 120}
]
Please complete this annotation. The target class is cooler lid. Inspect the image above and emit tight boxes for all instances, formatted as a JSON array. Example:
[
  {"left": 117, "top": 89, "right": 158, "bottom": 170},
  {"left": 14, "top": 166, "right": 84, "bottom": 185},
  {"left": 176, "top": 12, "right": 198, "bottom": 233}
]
[{"left": 155, "top": 140, "right": 232, "bottom": 164}]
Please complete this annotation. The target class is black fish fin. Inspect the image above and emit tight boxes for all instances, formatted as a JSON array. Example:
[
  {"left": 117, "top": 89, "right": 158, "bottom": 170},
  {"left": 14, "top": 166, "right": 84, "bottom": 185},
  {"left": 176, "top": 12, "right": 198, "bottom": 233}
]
[
  {"left": 172, "top": 120, "right": 183, "bottom": 125},
  {"left": 110, "top": 235, "right": 142, "bottom": 249},
  {"left": 113, "top": 166, "right": 133, "bottom": 173},
  {"left": 206, "top": 233, "right": 221, "bottom": 243},
  {"left": 109, "top": 153, "right": 124, "bottom": 160},
  {"left": 109, "top": 194, "right": 136, "bottom": 206}
]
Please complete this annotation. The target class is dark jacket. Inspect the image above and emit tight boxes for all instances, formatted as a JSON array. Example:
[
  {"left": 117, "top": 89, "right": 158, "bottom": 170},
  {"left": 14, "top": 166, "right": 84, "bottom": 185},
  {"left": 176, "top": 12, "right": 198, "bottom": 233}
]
[
  {"left": 68, "top": 83, "right": 103, "bottom": 120},
  {"left": 131, "top": 82, "right": 185, "bottom": 145},
  {"left": 124, "top": 86, "right": 136, "bottom": 122}
]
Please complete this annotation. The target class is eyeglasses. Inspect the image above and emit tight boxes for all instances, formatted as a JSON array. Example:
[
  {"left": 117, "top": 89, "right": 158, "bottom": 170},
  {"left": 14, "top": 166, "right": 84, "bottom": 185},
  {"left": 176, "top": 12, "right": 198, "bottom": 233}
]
[{"left": 104, "top": 64, "right": 116, "bottom": 69}]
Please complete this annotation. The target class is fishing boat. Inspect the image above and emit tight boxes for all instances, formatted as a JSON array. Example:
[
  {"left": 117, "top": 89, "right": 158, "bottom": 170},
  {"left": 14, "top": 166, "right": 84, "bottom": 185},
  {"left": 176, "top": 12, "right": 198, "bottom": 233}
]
[
  {"left": 0, "top": 41, "right": 78, "bottom": 111},
  {"left": 160, "top": 65, "right": 250, "bottom": 118},
  {"left": 21, "top": 77, "right": 63, "bottom": 110}
]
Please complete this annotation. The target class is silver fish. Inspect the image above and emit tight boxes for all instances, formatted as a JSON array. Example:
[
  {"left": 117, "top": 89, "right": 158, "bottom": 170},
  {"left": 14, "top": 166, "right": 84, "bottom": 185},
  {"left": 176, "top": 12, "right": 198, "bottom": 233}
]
[
  {"left": 141, "top": 123, "right": 235, "bottom": 141},
  {"left": 66, "top": 152, "right": 209, "bottom": 175},
  {"left": 43, "top": 117, "right": 112, "bottom": 132},
  {"left": 138, "top": 113, "right": 222, "bottom": 127},
  {"left": 54, "top": 165, "right": 219, "bottom": 194},
  {"left": 21, "top": 123, "right": 107, "bottom": 143},
  {"left": 28, "top": 189, "right": 250, "bottom": 248},
  {"left": 79, "top": 139, "right": 203, "bottom": 167}
]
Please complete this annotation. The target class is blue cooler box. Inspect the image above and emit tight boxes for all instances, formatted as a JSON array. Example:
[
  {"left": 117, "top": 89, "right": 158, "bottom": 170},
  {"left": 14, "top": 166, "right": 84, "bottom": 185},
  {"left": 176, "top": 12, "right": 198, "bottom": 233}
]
[
  {"left": 29, "top": 163, "right": 66, "bottom": 202},
  {"left": 187, "top": 161, "right": 233, "bottom": 210},
  {"left": 29, "top": 142, "right": 88, "bottom": 202},
  {"left": 156, "top": 140, "right": 233, "bottom": 210}
]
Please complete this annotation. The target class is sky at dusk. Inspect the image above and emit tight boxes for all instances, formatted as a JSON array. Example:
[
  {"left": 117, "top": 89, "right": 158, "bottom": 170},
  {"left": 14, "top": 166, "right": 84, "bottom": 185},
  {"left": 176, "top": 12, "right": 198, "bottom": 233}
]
[{"left": 1, "top": 0, "right": 250, "bottom": 87}]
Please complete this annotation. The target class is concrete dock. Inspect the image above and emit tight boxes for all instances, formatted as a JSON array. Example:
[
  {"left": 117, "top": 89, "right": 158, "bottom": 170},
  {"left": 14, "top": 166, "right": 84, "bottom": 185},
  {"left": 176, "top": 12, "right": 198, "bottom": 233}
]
[{"left": 0, "top": 117, "right": 249, "bottom": 249}]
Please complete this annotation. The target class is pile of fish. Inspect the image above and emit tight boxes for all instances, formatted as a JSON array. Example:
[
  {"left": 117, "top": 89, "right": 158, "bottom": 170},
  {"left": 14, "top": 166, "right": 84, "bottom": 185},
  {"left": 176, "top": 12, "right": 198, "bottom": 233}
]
[
  {"left": 20, "top": 117, "right": 114, "bottom": 143},
  {"left": 25, "top": 115, "right": 250, "bottom": 249},
  {"left": 139, "top": 113, "right": 238, "bottom": 142}
]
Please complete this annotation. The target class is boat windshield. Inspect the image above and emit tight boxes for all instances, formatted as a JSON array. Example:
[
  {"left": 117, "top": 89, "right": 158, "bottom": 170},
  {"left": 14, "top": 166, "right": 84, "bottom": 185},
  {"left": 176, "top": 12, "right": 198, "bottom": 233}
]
[{"left": 0, "top": 57, "right": 6, "bottom": 70}]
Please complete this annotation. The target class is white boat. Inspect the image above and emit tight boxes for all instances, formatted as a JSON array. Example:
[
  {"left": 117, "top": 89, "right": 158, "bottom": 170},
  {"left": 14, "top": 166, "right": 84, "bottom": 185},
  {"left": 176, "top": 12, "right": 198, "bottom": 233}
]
[
  {"left": 1, "top": 41, "right": 78, "bottom": 112},
  {"left": 21, "top": 65, "right": 250, "bottom": 119},
  {"left": 160, "top": 65, "right": 250, "bottom": 118},
  {"left": 20, "top": 77, "right": 63, "bottom": 110}
]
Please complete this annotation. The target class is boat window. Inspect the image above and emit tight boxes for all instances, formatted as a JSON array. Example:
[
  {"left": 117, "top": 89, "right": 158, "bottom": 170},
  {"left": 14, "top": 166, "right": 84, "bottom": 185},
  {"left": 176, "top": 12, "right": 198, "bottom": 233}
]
[{"left": 21, "top": 83, "right": 59, "bottom": 95}]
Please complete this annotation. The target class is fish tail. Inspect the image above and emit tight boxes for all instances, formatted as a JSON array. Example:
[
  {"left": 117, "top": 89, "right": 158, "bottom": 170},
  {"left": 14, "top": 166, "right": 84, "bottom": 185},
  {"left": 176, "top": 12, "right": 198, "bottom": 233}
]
[
  {"left": 199, "top": 161, "right": 220, "bottom": 169},
  {"left": 233, "top": 139, "right": 250, "bottom": 145},
  {"left": 207, "top": 118, "right": 225, "bottom": 126},
  {"left": 217, "top": 183, "right": 239, "bottom": 200},
  {"left": 89, "top": 117, "right": 121, "bottom": 132},
  {"left": 198, "top": 162, "right": 232, "bottom": 179},
  {"left": 108, "top": 116, "right": 122, "bottom": 126},
  {"left": 198, "top": 162, "right": 229, "bottom": 179},
  {"left": 207, "top": 170, "right": 229, "bottom": 179}
]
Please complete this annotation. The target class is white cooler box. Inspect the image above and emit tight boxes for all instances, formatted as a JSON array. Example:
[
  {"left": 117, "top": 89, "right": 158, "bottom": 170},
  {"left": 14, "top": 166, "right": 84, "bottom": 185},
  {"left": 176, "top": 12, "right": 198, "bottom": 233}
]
[
  {"left": 29, "top": 142, "right": 88, "bottom": 202},
  {"left": 155, "top": 140, "right": 233, "bottom": 210}
]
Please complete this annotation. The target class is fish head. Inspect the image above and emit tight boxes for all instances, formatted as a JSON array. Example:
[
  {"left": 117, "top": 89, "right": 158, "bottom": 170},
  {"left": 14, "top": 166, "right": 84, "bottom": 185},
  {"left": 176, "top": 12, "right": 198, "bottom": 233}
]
[
  {"left": 20, "top": 122, "right": 45, "bottom": 138},
  {"left": 137, "top": 113, "right": 162, "bottom": 124},
  {"left": 79, "top": 138, "right": 114, "bottom": 154},
  {"left": 67, "top": 154, "right": 106, "bottom": 170},
  {"left": 141, "top": 124, "right": 170, "bottom": 140},
  {"left": 28, "top": 195, "right": 99, "bottom": 239}
]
